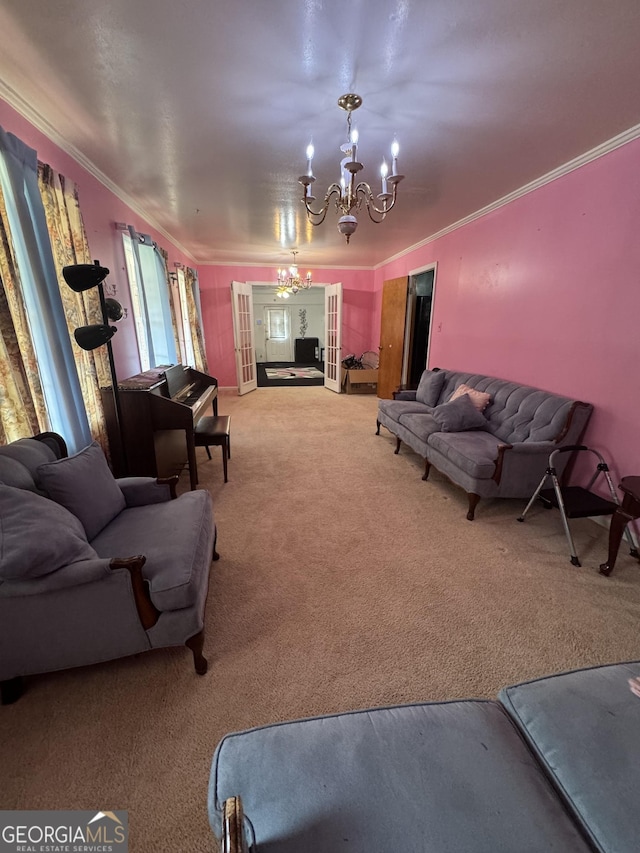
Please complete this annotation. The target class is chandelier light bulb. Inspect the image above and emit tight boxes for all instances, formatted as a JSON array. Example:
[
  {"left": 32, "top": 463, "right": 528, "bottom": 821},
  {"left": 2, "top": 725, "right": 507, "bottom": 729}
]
[
  {"left": 380, "top": 159, "right": 388, "bottom": 194},
  {"left": 391, "top": 140, "right": 399, "bottom": 175},
  {"left": 306, "top": 143, "right": 314, "bottom": 175}
]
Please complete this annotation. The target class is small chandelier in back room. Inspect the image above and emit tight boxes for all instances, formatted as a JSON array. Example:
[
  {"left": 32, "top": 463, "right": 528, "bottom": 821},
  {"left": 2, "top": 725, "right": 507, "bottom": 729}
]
[
  {"left": 275, "top": 250, "right": 312, "bottom": 298},
  {"left": 298, "top": 93, "right": 404, "bottom": 243}
]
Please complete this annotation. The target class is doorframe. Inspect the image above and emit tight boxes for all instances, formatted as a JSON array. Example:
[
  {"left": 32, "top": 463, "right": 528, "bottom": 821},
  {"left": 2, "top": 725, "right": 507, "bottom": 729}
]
[
  {"left": 402, "top": 262, "right": 438, "bottom": 383},
  {"left": 248, "top": 281, "right": 334, "bottom": 368}
]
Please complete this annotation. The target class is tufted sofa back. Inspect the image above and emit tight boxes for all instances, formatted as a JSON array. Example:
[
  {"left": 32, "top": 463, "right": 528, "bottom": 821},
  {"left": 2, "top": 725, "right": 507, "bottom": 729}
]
[{"left": 435, "top": 370, "right": 592, "bottom": 445}]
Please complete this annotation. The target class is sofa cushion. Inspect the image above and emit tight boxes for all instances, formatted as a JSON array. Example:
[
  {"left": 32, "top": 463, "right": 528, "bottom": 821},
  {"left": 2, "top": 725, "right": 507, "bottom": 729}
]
[
  {"left": 431, "top": 393, "right": 488, "bottom": 432},
  {"left": 210, "top": 700, "right": 592, "bottom": 853},
  {"left": 37, "top": 441, "right": 126, "bottom": 541},
  {"left": 397, "top": 412, "right": 442, "bottom": 443},
  {"left": 415, "top": 369, "right": 445, "bottom": 407},
  {"left": 0, "top": 484, "right": 97, "bottom": 580},
  {"left": 427, "top": 430, "right": 502, "bottom": 479},
  {"left": 90, "top": 489, "right": 213, "bottom": 611},
  {"left": 378, "top": 399, "right": 433, "bottom": 422},
  {"left": 499, "top": 661, "right": 640, "bottom": 853},
  {"left": 450, "top": 382, "right": 491, "bottom": 412}
]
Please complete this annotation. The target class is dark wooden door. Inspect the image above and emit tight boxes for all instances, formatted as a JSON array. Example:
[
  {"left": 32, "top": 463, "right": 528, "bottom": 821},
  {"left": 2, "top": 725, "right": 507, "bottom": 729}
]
[{"left": 377, "top": 277, "right": 408, "bottom": 399}]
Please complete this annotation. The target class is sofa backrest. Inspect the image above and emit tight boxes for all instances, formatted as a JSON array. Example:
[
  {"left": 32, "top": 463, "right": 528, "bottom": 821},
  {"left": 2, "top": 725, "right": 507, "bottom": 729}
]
[
  {"left": 434, "top": 370, "right": 592, "bottom": 445},
  {"left": 0, "top": 437, "right": 62, "bottom": 494}
]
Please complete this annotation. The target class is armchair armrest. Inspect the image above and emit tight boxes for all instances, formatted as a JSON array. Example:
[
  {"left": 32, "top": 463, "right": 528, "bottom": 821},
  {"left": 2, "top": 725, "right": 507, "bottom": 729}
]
[
  {"left": 0, "top": 555, "right": 160, "bottom": 631},
  {"left": 221, "top": 797, "right": 250, "bottom": 853},
  {"left": 492, "top": 441, "right": 557, "bottom": 488},
  {"left": 0, "top": 557, "right": 113, "bottom": 597},
  {"left": 116, "top": 475, "right": 178, "bottom": 507},
  {"left": 502, "top": 441, "right": 557, "bottom": 457},
  {"left": 393, "top": 389, "right": 418, "bottom": 401}
]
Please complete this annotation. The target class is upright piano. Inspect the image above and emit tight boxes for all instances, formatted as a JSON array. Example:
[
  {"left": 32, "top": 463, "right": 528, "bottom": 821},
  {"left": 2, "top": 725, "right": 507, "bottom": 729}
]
[{"left": 101, "top": 364, "right": 218, "bottom": 487}]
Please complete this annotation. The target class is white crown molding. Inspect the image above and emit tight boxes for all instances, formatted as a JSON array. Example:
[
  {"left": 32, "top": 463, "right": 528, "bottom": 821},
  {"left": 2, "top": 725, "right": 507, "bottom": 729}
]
[
  {"left": 4, "top": 79, "right": 638, "bottom": 275},
  {"left": 0, "top": 81, "right": 197, "bottom": 262},
  {"left": 199, "top": 259, "right": 375, "bottom": 270},
  {"left": 376, "top": 122, "right": 640, "bottom": 270}
]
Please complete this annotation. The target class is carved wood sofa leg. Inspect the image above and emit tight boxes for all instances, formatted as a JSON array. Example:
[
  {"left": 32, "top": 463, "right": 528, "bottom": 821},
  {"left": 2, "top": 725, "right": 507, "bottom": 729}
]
[
  {"left": 186, "top": 630, "right": 208, "bottom": 675},
  {"left": 467, "top": 493, "right": 481, "bottom": 520},
  {"left": 376, "top": 420, "right": 381, "bottom": 435},
  {"left": 213, "top": 530, "right": 220, "bottom": 562},
  {"left": 422, "top": 460, "right": 431, "bottom": 481},
  {"left": 394, "top": 437, "right": 402, "bottom": 455},
  {"left": 1, "top": 676, "right": 24, "bottom": 705}
]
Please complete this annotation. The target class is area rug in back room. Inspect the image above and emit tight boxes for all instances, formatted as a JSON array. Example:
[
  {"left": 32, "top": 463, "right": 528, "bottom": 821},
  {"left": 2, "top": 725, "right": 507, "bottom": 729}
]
[{"left": 265, "top": 367, "right": 324, "bottom": 379}]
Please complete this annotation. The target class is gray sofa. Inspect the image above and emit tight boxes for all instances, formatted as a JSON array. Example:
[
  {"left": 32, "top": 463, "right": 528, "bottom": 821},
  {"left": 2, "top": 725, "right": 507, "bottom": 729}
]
[
  {"left": 376, "top": 368, "right": 593, "bottom": 519},
  {"left": 209, "top": 660, "right": 640, "bottom": 852},
  {"left": 0, "top": 433, "right": 217, "bottom": 703}
]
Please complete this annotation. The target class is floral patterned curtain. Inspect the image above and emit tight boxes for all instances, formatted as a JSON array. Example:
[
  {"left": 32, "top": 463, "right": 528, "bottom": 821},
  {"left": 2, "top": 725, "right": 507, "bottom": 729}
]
[
  {"left": 37, "top": 163, "right": 110, "bottom": 449},
  {"left": 158, "top": 245, "right": 181, "bottom": 361},
  {"left": 0, "top": 185, "right": 48, "bottom": 442},
  {"left": 184, "top": 266, "right": 208, "bottom": 372}
]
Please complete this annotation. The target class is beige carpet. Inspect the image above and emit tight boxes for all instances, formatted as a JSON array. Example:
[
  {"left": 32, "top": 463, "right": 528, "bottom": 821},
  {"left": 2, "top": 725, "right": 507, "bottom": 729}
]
[{"left": 3, "top": 387, "right": 640, "bottom": 851}]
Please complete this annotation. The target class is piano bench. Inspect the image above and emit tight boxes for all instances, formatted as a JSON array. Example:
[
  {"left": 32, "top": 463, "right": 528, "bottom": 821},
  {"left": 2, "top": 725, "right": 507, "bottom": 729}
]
[{"left": 195, "top": 415, "right": 231, "bottom": 483}]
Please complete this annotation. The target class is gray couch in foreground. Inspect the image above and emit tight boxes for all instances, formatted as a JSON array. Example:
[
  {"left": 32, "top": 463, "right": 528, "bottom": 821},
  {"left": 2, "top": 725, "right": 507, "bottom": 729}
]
[
  {"left": 376, "top": 368, "right": 593, "bottom": 519},
  {"left": 0, "top": 433, "right": 217, "bottom": 703},
  {"left": 209, "top": 660, "right": 640, "bottom": 852}
]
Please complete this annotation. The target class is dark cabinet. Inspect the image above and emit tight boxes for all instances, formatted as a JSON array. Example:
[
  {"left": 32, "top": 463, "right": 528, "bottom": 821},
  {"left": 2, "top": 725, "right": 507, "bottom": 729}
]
[{"left": 294, "top": 337, "right": 319, "bottom": 363}]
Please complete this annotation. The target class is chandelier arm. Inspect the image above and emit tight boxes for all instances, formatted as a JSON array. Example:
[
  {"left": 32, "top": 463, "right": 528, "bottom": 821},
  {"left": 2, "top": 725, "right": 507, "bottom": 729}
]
[
  {"left": 302, "top": 184, "right": 342, "bottom": 224},
  {"left": 355, "top": 182, "right": 399, "bottom": 222}
]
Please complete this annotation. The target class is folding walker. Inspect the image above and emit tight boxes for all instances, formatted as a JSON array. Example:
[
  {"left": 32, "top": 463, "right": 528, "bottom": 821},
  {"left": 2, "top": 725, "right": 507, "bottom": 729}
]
[{"left": 517, "top": 445, "right": 640, "bottom": 567}]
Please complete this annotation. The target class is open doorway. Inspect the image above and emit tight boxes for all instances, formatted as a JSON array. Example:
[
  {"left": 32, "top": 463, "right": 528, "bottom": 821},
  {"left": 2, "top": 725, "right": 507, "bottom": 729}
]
[
  {"left": 251, "top": 284, "right": 326, "bottom": 387},
  {"left": 403, "top": 265, "right": 436, "bottom": 386}
]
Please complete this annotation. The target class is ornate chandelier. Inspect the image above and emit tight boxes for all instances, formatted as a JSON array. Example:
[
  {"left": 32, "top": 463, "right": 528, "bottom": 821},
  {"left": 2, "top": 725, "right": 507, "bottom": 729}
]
[
  {"left": 275, "top": 251, "right": 312, "bottom": 298},
  {"left": 298, "top": 94, "right": 404, "bottom": 244}
]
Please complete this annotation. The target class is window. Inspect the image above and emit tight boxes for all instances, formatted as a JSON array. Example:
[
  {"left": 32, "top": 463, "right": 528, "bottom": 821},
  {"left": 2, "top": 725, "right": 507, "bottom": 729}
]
[
  {"left": 0, "top": 127, "right": 91, "bottom": 451},
  {"left": 121, "top": 227, "right": 177, "bottom": 369},
  {"left": 267, "top": 307, "right": 288, "bottom": 340}
]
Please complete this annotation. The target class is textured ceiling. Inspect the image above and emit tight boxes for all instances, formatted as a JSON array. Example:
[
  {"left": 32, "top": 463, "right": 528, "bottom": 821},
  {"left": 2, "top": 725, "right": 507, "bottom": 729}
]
[{"left": 0, "top": 0, "right": 639, "bottom": 268}]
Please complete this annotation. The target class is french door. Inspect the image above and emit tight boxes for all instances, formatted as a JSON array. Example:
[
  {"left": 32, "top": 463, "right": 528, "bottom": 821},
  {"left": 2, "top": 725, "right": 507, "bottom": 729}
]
[
  {"left": 231, "top": 280, "right": 257, "bottom": 395},
  {"left": 324, "top": 282, "right": 342, "bottom": 393}
]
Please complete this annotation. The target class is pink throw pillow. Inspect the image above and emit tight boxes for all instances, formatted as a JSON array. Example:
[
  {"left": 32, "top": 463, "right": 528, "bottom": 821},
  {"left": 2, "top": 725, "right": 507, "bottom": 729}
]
[{"left": 450, "top": 383, "right": 491, "bottom": 412}]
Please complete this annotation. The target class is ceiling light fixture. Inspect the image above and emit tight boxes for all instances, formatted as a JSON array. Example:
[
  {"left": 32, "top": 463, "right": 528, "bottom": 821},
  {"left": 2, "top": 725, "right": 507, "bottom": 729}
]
[
  {"left": 298, "top": 94, "right": 404, "bottom": 244},
  {"left": 276, "top": 250, "right": 312, "bottom": 298}
]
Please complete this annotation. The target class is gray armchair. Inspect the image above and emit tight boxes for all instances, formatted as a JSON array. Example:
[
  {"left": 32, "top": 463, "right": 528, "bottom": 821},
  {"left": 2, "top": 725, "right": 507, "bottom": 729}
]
[{"left": 0, "top": 433, "right": 218, "bottom": 703}]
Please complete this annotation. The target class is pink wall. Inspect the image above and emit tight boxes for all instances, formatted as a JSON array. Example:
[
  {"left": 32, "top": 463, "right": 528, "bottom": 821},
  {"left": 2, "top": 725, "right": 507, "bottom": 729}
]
[
  {"left": 376, "top": 137, "right": 640, "bottom": 485},
  {"left": 197, "top": 265, "right": 375, "bottom": 387},
  {"left": 0, "top": 99, "right": 195, "bottom": 380}
]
